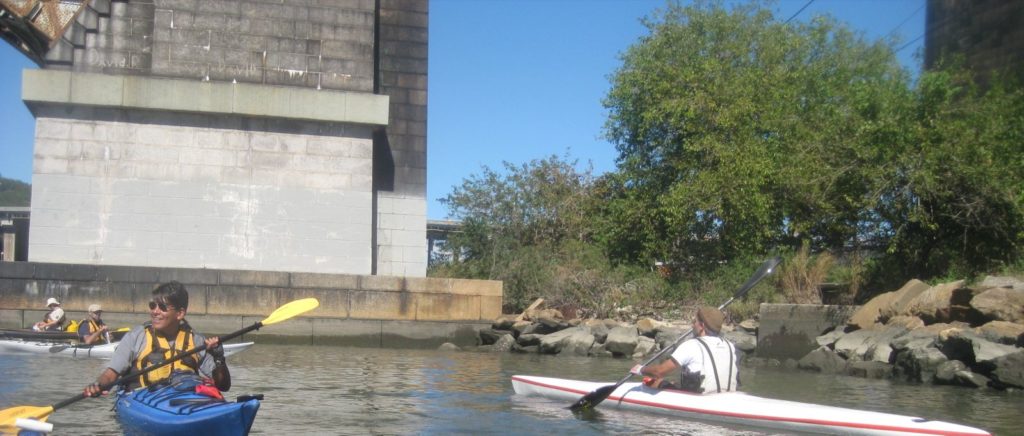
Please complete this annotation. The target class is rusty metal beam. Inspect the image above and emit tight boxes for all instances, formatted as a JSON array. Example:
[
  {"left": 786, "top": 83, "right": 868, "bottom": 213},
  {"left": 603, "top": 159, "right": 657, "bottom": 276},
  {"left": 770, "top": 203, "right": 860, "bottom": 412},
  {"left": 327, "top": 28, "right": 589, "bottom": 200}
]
[{"left": 0, "top": 0, "right": 91, "bottom": 65}]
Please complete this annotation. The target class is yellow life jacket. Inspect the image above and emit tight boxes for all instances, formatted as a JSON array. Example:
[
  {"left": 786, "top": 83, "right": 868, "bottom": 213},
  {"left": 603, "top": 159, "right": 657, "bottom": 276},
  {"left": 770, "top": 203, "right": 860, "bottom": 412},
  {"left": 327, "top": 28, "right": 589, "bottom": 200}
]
[
  {"left": 66, "top": 319, "right": 81, "bottom": 333},
  {"left": 134, "top": 323, "right": 199, "bottom": 387}
]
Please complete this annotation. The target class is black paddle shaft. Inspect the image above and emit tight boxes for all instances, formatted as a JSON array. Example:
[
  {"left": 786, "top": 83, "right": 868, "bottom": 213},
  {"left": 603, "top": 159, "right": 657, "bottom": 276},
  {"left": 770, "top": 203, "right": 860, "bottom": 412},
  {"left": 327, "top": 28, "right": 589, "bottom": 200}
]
[
  {"left": 51, "top": 321, "right": 265, "bottom": 411},
  {"left": 569, "top": 257, "right": 781, "bottom": 411}
]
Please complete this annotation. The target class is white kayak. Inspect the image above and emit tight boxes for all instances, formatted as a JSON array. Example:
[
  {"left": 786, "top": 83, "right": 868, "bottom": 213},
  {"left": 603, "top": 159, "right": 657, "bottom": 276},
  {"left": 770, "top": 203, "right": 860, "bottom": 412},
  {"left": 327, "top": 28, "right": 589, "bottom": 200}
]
[
  {"left": 511, "top": 375, "right": 991, "bottom": 436},
  {"left": 0, "top": 339, "right": 255, "bottom": 359}
]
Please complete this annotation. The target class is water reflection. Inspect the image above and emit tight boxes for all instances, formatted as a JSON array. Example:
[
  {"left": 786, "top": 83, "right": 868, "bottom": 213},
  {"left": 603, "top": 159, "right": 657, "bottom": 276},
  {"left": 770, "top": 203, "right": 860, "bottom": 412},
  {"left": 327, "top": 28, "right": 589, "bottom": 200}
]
[{"left": 0, "top": 344, "right": 1019, "bottom": 435}]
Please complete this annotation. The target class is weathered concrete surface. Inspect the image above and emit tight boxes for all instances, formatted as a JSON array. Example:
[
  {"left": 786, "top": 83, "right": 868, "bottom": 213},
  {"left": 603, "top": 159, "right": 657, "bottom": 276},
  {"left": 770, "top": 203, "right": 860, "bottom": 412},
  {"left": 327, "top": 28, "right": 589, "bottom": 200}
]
[
  {"left": 0, "top": 261, "right": 500, "bottom": 347},
  {"left": 757, "top": 304, "right": 859, "bottom": 359},
  {"left": 21, "top": 0, "right": 430, "bottom": 277}
]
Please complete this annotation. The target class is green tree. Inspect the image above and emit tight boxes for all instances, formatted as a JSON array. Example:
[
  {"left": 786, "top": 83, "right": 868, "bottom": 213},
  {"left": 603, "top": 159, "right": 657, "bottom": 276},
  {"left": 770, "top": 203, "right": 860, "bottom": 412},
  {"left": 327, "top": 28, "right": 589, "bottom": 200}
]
[
  {"left": 872, "top": 66, "right": 1024, "bottom": 282},
  {"left": 0, "top": 175, "right": 31, "bottom": 206},
  {"left": 599, "top": 0, "right": 912, "bottom": 275},
  {"left": 432, "top": 155, "right": 598, "bottom": 310}
]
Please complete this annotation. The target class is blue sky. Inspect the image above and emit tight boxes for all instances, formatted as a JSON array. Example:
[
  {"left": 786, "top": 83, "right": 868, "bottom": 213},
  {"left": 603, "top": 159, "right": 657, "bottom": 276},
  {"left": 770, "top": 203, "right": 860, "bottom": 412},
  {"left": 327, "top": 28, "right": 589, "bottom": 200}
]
[{"left": 0, "top": 0, "right": 925, "bottom": 220}]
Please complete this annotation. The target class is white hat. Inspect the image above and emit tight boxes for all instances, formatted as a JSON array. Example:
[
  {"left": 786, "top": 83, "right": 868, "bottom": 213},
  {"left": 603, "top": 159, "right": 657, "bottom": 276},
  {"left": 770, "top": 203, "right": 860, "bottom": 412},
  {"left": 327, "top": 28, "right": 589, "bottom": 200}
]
[
  {"left": 88, "top": 304, "right": 102, "bottom": 313},
  {"left": 45, "top": 297, "right": 61, "bottom": 307}
]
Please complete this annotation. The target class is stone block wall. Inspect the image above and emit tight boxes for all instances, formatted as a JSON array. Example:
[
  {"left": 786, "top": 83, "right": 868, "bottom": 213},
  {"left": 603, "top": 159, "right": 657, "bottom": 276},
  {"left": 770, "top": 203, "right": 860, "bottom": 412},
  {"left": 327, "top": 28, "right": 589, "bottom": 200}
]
[
  {"left": 373, "top": 0, "right": 428, "bottom": 276},
  {"left": 72, "top": 0, "right": 377, "bottom": 92},
  {"left": 20, "top": 0, "right": 430, "bottom": 277},
  {"left": 25, "top": 70, "right": 385, "bottom": 274},
  {"left": 0, "top": 261, "right": 501, "bottom": 346}
]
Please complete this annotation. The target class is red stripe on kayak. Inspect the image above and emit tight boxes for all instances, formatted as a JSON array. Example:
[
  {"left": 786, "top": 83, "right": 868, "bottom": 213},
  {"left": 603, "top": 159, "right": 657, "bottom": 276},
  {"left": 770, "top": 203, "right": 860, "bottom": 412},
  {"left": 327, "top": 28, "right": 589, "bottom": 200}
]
[{"left": 511, "top": 376, "right": 991, "bottom": 436}]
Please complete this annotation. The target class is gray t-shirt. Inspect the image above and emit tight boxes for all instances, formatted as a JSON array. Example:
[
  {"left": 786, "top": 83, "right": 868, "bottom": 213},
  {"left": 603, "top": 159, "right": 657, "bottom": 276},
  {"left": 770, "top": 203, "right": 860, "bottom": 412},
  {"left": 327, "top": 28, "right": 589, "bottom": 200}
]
[{"left": 108, "top": 324, "right": 216, "bottom": 379}]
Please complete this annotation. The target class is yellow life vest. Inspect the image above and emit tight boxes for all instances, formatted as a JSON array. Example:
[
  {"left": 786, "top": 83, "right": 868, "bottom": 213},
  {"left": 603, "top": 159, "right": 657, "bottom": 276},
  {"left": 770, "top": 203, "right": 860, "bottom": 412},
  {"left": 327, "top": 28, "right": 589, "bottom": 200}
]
[
  {"left": 66, "top": 319, "right": 81, "bottom": 333},
  {"left": 134, "top": 323, "right": 199, "bottom": 387}
]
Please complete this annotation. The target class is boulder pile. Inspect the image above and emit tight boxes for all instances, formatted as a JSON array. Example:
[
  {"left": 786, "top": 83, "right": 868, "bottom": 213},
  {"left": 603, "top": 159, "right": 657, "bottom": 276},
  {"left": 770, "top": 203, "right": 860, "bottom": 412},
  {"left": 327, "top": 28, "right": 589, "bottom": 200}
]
[
  {"left": 467, "top": 306, "right": 759, "bottom": 361},
  {"left": 785, "top": 276, "right": 1023, "bottom": 390},
  {"left": 456, "top": 276, "right": 1022, "bottom": 391}
]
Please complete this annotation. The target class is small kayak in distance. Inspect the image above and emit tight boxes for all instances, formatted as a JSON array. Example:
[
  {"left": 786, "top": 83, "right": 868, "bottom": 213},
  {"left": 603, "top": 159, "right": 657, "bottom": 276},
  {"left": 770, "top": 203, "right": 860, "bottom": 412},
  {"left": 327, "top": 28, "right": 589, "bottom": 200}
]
[
  {"left": 0, "top": 328, "right": 79, "bottom": 342},
  {"left": 511, "top": 375, "right": 991, "bottom": 436},
  {"left": 116, "top": 376, "right": 260, "bottom": 436},
  {"left": 0, "top": 339, "right": 255, "bottom": 359}
]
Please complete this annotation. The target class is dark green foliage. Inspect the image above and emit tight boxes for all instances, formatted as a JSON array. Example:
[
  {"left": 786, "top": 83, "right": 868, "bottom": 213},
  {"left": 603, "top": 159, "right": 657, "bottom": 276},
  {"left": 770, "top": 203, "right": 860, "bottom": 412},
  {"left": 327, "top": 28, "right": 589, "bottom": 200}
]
[
  {"left": 0, "top": 176, "right": 31, "bottom": 206},
  {"left": 434, "top": 1, "right": 1024, "bottom": 313}
]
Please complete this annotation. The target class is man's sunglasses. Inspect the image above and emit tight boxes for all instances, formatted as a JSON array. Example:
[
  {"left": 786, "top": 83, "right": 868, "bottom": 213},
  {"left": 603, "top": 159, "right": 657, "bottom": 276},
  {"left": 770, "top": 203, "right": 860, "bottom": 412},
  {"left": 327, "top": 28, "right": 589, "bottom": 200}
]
[{"left": 148, "top": 301, "right": 174, "bottom": 312}]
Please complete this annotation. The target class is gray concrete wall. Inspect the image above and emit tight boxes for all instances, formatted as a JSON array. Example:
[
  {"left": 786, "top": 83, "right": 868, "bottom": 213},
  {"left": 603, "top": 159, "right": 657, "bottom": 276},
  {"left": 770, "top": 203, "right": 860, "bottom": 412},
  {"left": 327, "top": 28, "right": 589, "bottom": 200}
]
[
  {"left": 24, "top": 70, "right": 386, "bottom": 274},
  {"left": 0, "top": 261, "right": 501, "bottom": 347},
  {"left": 757, "top": 303, "right": 859, "bottom": 360},
  {"left": 19, "top": 0, "right": 430, "bottom": 277},
  {"left": 373, "top": 0, "right": 429, "bottom": 276}
]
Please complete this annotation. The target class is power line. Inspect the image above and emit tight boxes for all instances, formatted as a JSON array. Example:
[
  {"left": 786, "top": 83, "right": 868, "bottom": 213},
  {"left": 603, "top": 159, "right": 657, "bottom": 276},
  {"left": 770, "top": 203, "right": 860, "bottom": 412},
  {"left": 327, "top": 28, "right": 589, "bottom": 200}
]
[
  {"left": 894, "top": 33, "right": 925, "bottom": 54},
  {"left": 887, "top": 3, "right": 926, "bottom": 38},
  {"left": 785, "top": 0, "right": 815, "bottom": 24}
]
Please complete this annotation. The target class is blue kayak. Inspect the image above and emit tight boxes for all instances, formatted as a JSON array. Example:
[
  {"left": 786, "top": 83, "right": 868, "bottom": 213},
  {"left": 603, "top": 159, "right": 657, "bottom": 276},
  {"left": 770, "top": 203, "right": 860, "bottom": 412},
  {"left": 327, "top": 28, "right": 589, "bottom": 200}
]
[{"left": 115, "top": 375, "right": 260, "bottom": 436}]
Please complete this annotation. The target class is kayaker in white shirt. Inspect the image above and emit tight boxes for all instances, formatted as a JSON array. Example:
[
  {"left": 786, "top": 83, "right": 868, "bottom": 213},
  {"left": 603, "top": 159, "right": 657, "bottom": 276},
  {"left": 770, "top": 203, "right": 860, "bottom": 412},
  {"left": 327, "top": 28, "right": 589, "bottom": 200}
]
[
  {"left": 83, "top": 281, "right": 230, "bottom": 397},
  {"left": 32, "top": 298, "right": 66, "bottom": 332},
  {"left": 633, "top": 306, "right": 739, "bottom": 394}
]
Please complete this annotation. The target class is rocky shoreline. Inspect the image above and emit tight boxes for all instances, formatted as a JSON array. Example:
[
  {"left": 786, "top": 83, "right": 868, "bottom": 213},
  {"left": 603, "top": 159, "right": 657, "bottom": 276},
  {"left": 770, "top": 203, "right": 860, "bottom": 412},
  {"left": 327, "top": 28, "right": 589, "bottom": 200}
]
[{"left": 449, "top": 276, "right": 1023, "bottom": 391}]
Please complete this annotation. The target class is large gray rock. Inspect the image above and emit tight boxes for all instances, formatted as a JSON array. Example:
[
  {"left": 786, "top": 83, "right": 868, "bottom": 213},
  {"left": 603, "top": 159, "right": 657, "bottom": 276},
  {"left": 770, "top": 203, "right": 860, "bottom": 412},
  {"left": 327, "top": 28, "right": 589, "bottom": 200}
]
[
  {"left": 636, "top": 318, "right": 667, "bottom": 338},
  {"left": 438, "top": 342, "right": 461, "bottom": 351},
  {"left": 977, "top": 275, "right": 1024, "bottom": 291},
  {"left": 478, "top": 328, "right": 514, "bottom": 345},
  {"left": 935, "top": 360, "right": 990, "bottom": 388},
  {"left": 885, "top": 315, "right": 925, "bottom": 330},
  {"left": 520, "top": 322, "right": 557, "bottom": 336},
  {"left": 538, "top": 326, "right": 595, "bottom": 356},
  {"left": 847, "top": 292, "right": 895, "bottom": 330},
  {"left": 633, "top": 336, "right": 657, "bottom": 359},
  {"left": 738, "top": 319, "right": 759, "bottom": 333},
  {"left": 492, "top": 334, "right": 516, "bottom": 352},
  {"left": 893, "top": 344, "right": 948, "bottom": 383},
  {"left": 492, "top": 315, "right": 517, "bottom": 330},
  {"left": 534, "top": 309, "right": 566, "bottom": 329},
  {"left": 655, "top": 326, "right": 689, "bottom": 350},
  {"left": 906, "top": 280, "right": 966, "bottom": 324},
  {"left": 938, "top": 329, "right": 1019, "bottom": 368},
  {"left": 970, "top": 286, "right": 1024, "bottom": 324},
  {"left": 815, "top": 330, "right": 846, "bottom": 348},
  {"left": 974, "top": 321, "right": 1024, "bottom": 345},
  {"left": 989, "top": 350, "right": 1024, "bottom": 389},
  {"left": 516, "top": 333, "right": 543, "bottom": 347},
  {"left": 604, "top": 325, "right": 640, "bottom": 356},
  {"left": 833, "top": 326, "right": 907, "bottom": 362},
  {"left": 798, "top": 347, "right": 848, "bottom": 374},
  {"left": 511, "top": 320, "right": 533, "bottom": 336},
  {"left": 582, "top": 319, "right": 610, "bottom": 343},
  {"left": 724, "top": 330, "right": 757, "bottom": 353},
  {"left": 880, "top": 279, "right": 932, "bottom": 320}
]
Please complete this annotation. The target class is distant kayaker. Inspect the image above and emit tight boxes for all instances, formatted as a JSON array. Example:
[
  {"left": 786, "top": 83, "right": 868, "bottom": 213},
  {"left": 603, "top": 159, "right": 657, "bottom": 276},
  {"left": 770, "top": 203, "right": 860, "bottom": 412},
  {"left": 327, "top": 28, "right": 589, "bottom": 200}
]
[
  {"left": 83, "top": 281, "right": 231, "bottom": 397},
  {"left": 32, "top": 297, "right": 66, "bottom": 332},
  {"left": 78, "top": 304, "right": 110, "bottom": 345},
  {"left": 632, "top": 306, "right": 739, "bottom": 394}
]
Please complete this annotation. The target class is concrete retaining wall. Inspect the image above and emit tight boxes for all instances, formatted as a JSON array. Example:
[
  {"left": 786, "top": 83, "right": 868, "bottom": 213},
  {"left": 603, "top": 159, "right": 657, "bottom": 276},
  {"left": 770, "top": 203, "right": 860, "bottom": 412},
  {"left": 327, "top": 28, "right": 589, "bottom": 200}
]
[
  {"left": 0, "top": 261, "right": 501, "bottom": 348},
  {"left": 757, "top": 303, "right": 859, "bottom": 360}
]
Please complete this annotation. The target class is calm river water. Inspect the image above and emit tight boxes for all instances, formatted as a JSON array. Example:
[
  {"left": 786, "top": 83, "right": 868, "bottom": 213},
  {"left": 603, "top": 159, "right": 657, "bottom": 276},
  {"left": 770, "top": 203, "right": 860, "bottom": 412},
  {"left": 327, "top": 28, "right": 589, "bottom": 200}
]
[{"left": 1, "top": 343, "right": 1020, "bottom": 435}]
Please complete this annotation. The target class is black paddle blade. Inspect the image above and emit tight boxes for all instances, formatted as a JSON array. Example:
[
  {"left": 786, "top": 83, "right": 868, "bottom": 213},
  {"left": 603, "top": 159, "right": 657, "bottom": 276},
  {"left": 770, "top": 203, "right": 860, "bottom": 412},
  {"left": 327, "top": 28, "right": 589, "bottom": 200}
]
[{"left": 569, "top": 384, "right": 617, "bottom": 411}]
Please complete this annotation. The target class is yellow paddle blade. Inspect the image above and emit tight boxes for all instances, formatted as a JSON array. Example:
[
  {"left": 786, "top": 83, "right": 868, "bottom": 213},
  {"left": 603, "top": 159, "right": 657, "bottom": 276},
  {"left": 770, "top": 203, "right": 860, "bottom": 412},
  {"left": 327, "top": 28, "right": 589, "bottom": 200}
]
[
  {"left": 261, "top": 298, "right": 319, "bottom": 326},
  {"left": 0, "top": 405, "right": 53, "bottom": 434}
]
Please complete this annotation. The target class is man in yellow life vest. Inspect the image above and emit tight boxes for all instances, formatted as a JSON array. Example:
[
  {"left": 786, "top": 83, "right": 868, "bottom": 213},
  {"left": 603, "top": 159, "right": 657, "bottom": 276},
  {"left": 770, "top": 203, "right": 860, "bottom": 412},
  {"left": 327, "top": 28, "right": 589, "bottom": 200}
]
[
  {"left": 78, "top": 304, "right": 110, "bottom": 345},
  {"left": 83, "top": 281, "right": 230, "bottom": 397}
]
